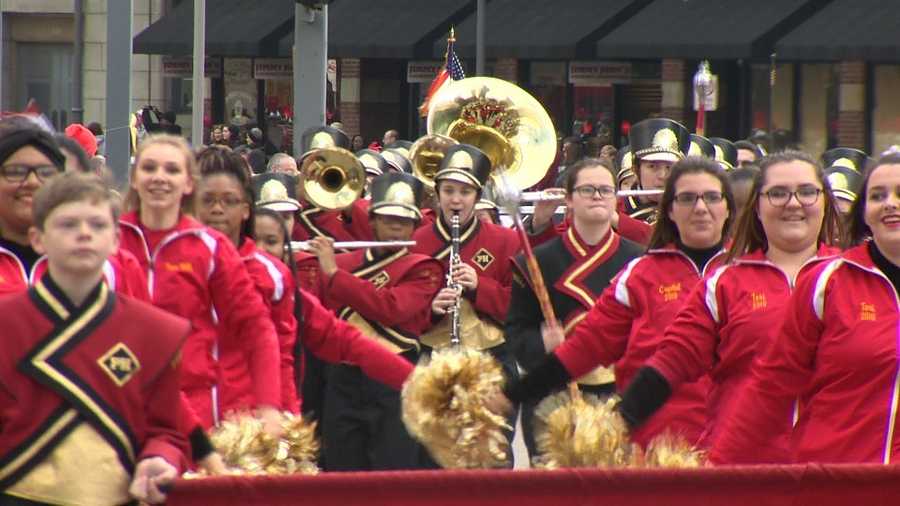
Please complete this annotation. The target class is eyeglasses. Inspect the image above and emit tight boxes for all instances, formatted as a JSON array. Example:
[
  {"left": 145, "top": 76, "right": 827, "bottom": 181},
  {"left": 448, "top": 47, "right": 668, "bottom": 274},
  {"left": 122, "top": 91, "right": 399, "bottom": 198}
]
[
  {"left": 673, "top": 191, "right": 725, "bottom": 206},
  {"left": 573, "top": 185, "right": 616, "bottom": 199},
  {"left": 761, "top": 187, "right": 822, "bottom": 207},
  {"left": 199, "top": 195, "right": 245, "bottom": 208},
  {"left": 0, "top": 164, "right": 61, "bottom": 183}
]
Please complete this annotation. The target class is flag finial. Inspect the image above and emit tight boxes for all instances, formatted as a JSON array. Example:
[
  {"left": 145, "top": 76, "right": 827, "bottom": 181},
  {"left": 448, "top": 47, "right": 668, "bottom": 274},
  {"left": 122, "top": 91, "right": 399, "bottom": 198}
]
[{"left": 449, "top": 27, "right": 456, "bottom": 43}]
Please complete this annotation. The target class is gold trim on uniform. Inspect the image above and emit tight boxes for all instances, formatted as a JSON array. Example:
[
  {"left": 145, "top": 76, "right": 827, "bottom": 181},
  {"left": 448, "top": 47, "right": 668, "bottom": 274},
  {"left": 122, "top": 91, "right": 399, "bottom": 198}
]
[
  {"left": 434, "top": 217, "right": 479, "bottom": 260},
  {"left": 28, "top": 282, "right": 137, "bottom": 464},
  {"left": 97, "top": 343, "right": 141, "bottom": 387},
  {"left": 472, "top": 247, "right": 495, "bottom": 271},
  {"left": 561, "top": 231, "right": 616, "bottom": 308},
  {"left": 0, "top": 409, "right": 79, "bottom": 485},
  {"left": 7, "top": 423, "right": 132, "bottom": 506}
]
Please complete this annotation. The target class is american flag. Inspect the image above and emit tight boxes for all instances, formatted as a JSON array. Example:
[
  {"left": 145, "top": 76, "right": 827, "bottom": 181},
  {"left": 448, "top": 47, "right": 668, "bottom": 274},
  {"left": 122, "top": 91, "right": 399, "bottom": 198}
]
[{"left": 419, "top": 30, "right": 465, "bottom": 117}]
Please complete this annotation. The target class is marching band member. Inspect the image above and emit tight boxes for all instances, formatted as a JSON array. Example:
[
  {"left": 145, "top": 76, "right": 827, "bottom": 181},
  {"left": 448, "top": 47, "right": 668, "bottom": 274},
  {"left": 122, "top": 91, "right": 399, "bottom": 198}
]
[
  {"left": 621, "top": 118, "right": 691, "bottom": 224},
  {"left": 194, "top": 147, "right": 300, "bottom": 414},
  {"left": 118, "top": 134, "right": 283, "bottom": 430},
  {"left": 506, "top": 157, "right": 644, "bottom": 456},
  {"left": 615, "top": 151, "right": 842, "bottom": 458},
  {"left": 308, "top": 172, "right": 443, "bottom": 470},
  {"left": 292, "top": 126, "right": 373, "bottom": 243},
  {"left": 710, "top": 154, "right": 900, "bottom": 464},
  {"left": 414, "top": 144, "right": 521, "bottom": 378},
  {"left": 496, "top": 156, "right": 734, "bottom": 447},
  {"left": 0, "top": 172, "right": 187, "bottom": 505}
]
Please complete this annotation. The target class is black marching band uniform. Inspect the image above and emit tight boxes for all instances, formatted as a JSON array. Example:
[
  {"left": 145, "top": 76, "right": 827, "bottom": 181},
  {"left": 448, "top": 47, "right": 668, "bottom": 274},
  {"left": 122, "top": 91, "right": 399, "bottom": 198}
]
[
  {"left": 507, "top": 225, "right": 643, "bottom": 456},
  {"left": 318, "top": 173, "right": 444, "bottom": 470}
]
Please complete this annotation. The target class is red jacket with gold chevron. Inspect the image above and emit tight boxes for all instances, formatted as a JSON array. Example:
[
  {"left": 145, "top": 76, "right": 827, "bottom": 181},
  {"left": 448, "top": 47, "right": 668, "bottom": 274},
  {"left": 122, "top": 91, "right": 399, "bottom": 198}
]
[
  {"left": 0, "top": 276, "right": 189, "bottom": 504},
  {"left": 711, "top": 242, "right": 900, "bottom": 464}
]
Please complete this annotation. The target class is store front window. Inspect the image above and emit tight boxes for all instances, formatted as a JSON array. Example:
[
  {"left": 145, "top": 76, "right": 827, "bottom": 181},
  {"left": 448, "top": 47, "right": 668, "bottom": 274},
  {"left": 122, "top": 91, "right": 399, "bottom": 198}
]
[
  {"left": 873, "top": 65, "right": 900, "bottom": 155},
  {"left": 750, "top": 62, "right": 794, "bottom": 149},
  {"left": 799, "top": 64, "right": 839, "bottom": 157}
]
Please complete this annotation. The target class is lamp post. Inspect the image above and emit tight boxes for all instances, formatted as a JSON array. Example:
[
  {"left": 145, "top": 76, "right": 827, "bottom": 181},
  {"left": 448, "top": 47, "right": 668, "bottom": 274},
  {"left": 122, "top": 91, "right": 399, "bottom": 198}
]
[{"left": 693, "top": 60, "right": 713, "bottom": 136}]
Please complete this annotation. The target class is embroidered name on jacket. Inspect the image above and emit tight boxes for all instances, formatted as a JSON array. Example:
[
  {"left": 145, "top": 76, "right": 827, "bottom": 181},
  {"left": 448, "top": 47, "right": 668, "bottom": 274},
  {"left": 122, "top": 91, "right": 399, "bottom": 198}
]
[
  {"left": 860, "top": 302, "right": 876, "bottom": 321},
  {"left": 472, "top": 248, "right": 495, "bottom": 271},
  {"left": 751, "top": 292, "right": 767, "bottom": 310},
  {"left": 658, "top": 282, "right": 681, "bottom": 302},
  {"left": 98, "top": 343, "right": 141, "bottom": 386},
  {"left": 162, "top": 261, "right": 193, "bottom": 273}
]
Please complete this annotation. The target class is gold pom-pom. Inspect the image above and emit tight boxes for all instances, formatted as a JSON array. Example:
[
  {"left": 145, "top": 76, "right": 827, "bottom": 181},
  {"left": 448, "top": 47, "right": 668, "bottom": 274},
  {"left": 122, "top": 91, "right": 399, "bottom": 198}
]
[
  {"left": 532, "top": 390, "right": 705, "bottom": 469},
  {"left": 533, "top": 392, "right": 635, "bottom": 469},
  {"left": 401, "top": 348, "right": 511, "bottom": 468},
  {"left": 640, "top": 431, "right": 706, "bottom": 468},
  {"left": 205, "top": 412, "right": 320, "bottom": 476}
]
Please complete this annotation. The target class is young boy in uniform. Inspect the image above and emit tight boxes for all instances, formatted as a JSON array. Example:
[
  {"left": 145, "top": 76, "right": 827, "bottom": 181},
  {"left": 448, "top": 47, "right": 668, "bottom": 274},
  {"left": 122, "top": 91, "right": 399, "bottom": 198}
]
[{"left": 0, "top": 172, "right": 188, "bottom": 505}]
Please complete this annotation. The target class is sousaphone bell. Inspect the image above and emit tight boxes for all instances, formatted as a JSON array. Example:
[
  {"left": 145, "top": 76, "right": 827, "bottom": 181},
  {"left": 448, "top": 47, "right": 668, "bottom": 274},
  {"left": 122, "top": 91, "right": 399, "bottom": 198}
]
[
  {"left": 409, "top": 133, "right": 459, "bottom": 188},
  {"left": 301, "top": 147, "right": 366, "bottom": 210},
  {"left": 426, "top": 77, "right": 556, "bottom": 190}
]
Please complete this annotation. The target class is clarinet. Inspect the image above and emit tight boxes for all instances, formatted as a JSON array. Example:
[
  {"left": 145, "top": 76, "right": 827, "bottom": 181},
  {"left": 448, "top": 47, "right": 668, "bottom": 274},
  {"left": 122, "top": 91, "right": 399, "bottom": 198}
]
[{"left": 448, "top": 211, "right": 462, "bottom": 348}]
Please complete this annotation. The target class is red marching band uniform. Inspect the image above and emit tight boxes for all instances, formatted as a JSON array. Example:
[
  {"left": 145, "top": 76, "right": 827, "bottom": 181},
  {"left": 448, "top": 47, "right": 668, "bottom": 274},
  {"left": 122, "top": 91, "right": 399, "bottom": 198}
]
[{"left": 0, "top": 276, "right": 189, "bottom": 504}]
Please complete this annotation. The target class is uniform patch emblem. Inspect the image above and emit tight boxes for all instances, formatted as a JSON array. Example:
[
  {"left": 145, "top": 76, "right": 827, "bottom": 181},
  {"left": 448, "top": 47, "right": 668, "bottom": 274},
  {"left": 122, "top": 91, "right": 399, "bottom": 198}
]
[
  {"left": 98, "top": 343, "right": 141, "bottom": 386},
  {"left": 472, "top": 248, "right": 494, "bottom": 271},
  {"left": 371, "top": 270, "right": 391, "bottom": 289}
]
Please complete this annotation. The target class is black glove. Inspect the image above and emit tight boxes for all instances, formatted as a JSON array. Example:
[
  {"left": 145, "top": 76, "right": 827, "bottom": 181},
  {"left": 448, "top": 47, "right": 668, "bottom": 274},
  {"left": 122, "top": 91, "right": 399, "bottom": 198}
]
[{"left": 617, "top": 366, "right": 672, "bottom": 430}]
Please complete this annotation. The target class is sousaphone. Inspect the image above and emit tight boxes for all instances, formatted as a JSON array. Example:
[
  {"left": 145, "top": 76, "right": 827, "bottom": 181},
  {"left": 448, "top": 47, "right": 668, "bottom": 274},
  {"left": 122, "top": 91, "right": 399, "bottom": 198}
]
[{"left": 426, "top": 77, "right": 556, "bottom": 190}]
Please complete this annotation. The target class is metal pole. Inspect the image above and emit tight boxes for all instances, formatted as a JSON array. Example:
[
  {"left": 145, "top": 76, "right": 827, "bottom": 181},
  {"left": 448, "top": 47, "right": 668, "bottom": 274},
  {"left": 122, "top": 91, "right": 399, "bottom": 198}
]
[
  {"left": 72, "top": 0, "right": 84, "bottom": 124},
  {"left": 192, "top": 0, "right": 206, "bottom": 147},
  {"left": 106, "top": 0, "right": 132, "bottom": 187},
  {"left": 475, "top": 0, "right": 485, "bottom": 75},
  {"left": 293, "top": 4, "right": 328, "bottom": 155}
]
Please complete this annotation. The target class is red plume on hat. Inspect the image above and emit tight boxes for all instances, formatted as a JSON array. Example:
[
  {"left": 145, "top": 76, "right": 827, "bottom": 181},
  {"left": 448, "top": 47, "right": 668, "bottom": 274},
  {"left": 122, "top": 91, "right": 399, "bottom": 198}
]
[{"left": 64, "top": 123, "right": 98, "bottom": 157}]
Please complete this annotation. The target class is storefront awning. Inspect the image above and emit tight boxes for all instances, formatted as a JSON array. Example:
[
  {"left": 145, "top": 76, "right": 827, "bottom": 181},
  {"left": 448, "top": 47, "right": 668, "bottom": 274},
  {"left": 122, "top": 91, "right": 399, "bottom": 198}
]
[
  {"left": 437, "top": 0, "right": 638, "bottom": 60},
  {"left": 326, "top": 0, "right": 473, "bottom": 58},
  {"left": 133, "top": 0, "right": 292, "bottom": 57},
  {"left": 776, "top": 0, "right": 900, "bottom": 62},
  {"left": 595, "top": 0, "right": 821, "bottom": 60},
  {"left": 136, "top": 0, "right": 474, "bottom": 59}
]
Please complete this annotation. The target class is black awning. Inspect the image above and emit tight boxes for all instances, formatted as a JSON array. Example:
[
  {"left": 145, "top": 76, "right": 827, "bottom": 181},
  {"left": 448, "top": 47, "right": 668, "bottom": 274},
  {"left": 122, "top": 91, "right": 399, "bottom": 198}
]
[
  {"left": 437, "top": 0, "right": 639, "bottom": 60},
  {"left": 776, "top": 0, "right": 900, "bottom": 62},
  {"left": 595, "top": 0, "right": 822, "bottom": 60},
  {"left": 133, "top": 0, "right": 293, "bottom": 57},
  {"left": 326, "top": 0, "right": 473, "bottom": 59}
]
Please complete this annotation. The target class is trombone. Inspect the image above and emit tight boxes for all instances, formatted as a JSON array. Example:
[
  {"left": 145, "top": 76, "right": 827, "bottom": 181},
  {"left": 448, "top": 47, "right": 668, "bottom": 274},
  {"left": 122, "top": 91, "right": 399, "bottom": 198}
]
[{"left": 300, "top": 146, "right": 366, "bottom": 210}]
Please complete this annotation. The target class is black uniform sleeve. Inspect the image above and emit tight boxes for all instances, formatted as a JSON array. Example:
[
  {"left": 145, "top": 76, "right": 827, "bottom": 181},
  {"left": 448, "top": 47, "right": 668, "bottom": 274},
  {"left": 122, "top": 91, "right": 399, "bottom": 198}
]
[
  {"left": 503, "top": 353, "right": 572, "bottom": 404},
  {"left": 505, "top": 268, "right": 550, "bottom": 372},
  {"left": 617, "top": 366, "right": 672, "bottom": 430}
]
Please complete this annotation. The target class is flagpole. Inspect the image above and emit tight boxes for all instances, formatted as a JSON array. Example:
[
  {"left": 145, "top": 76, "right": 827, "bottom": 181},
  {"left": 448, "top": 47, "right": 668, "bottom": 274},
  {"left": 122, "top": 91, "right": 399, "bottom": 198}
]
[{"left": 476, "top": 0, "right": 485, "bottom": 75}]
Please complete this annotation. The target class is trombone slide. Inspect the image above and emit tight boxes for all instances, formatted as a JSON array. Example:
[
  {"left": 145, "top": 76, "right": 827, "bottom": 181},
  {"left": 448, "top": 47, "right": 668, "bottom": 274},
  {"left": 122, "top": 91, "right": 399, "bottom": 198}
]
[{"left": 291, "top": 240, "right": 416, "bottom": 251}]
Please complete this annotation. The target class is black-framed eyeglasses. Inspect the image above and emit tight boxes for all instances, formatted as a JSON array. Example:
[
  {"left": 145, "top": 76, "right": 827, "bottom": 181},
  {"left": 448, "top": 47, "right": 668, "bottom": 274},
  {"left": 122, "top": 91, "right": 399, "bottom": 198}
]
[
  {"left": 574, "top": 185, "right": 616, "bottom": 199},
  {"left": 673, "top": 191, "right": 724, "bottom": 206},
  {"left": 0, "top": 164, "right": 61, "bottom": 183},
  {"left": 199, "top": 195, "right": 246, "bottom": 208},
  {"left": 761, "top": 187, "right": 822, "bottom": 207}
]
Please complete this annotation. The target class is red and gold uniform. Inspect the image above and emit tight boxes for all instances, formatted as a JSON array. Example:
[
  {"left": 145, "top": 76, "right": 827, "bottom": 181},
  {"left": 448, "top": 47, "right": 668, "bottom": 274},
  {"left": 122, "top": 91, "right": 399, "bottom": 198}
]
[
  {"left": 319, "top": 246, "right": 443, "bottom": 470},
  {"left": 0, "top": 276, "right": 189, "bottom": 505},
  {"left": 412, "top": 215, "right": 520, "bottom": 354}
]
